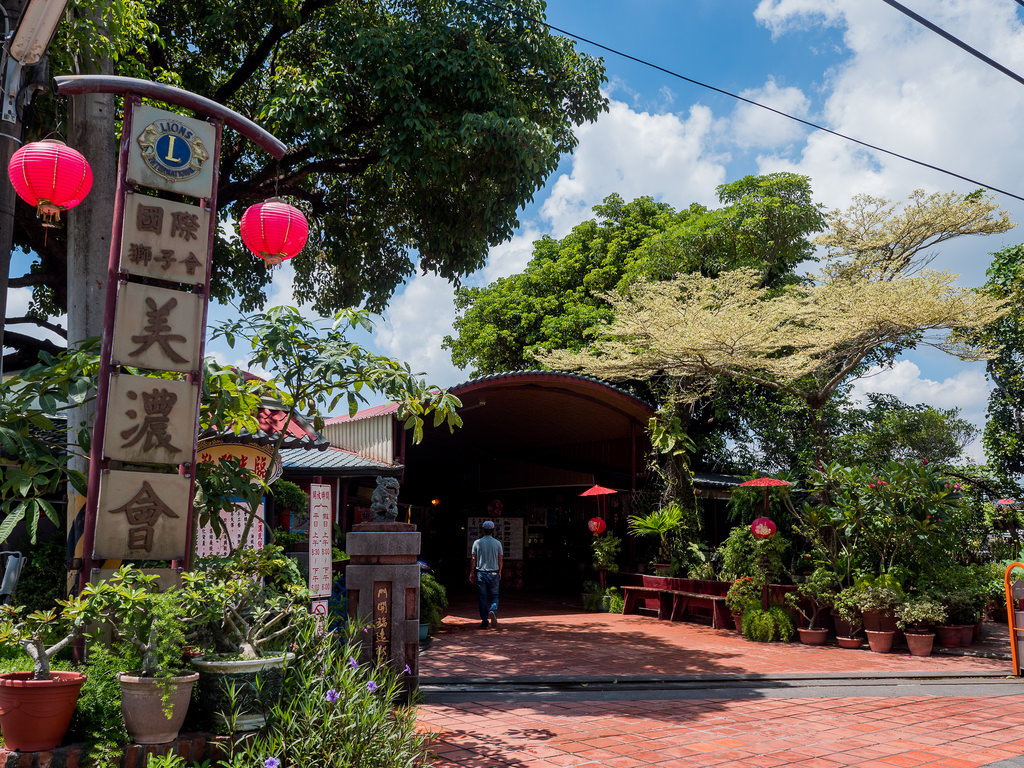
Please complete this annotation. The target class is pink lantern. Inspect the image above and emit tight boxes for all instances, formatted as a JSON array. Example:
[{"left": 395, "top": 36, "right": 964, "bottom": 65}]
[
  {"left": 587, "top": 517, "right": 606, "bottom": 536},
  {"left": 751, "top": 517, "right": 776, "bottom": 538},
  {"left": 8, "top": 140, "right": 93, "bottom": 225},
  {"left": 240, "top": 197, "right": 309, "bottom": 266}
]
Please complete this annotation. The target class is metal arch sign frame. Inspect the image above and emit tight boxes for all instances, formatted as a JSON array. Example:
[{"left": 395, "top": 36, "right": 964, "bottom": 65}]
[{"left": 60, "top": 76, "right": 288, "bottom": 591}]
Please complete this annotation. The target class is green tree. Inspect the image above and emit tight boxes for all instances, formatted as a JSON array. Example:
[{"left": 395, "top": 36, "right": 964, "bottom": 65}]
[
  {"left": 974, "top": 245, "right": 1024, "bottom": 490},
  {"left": 543, "top": 190, "right": 1012, "bottom": 464},
  {"left": 445, "top": 173, "right": 825, "bottom": 377},
  {"left": 10, "top": 0, "right": 607, "bottom": 358}
]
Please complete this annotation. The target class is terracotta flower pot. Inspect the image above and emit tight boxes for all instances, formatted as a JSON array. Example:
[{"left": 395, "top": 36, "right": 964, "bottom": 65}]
[
  {"left": 862, "top": 610, "right": 897, "bottom": 632},
  {"left": 904, "top": 632, "right": 935, "bottom": 657},
  {"left": 0, "top": 671, "right": 85, "bottom": 751},
  {"left": 732, "top": 613, "right": 744, "bottom": 633},
  {"left": 936, "top": 624, "right": 961, "bottom": 648},
  {"left": 837, "top": 636, "right": 863, "bottom": 649},
  {"left": 118, "top": 671, "right": 198, "bottom": 745},
  {"left": 865, "top": 629, "right": 895, "bottom": 653},
  {"left": 797, "top": 627, "right": 829, "bottom": 645},
  {"left": 957, "top": 624, "right": 974, "bottom": 647}
]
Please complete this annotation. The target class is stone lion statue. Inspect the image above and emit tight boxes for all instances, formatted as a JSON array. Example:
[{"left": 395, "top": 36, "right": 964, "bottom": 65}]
[{"left": 370, "top": 476, "right": 400, "bottom": 522}]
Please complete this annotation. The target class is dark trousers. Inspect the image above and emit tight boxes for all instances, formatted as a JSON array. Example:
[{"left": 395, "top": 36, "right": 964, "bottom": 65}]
[{"left": 476, "top": 571, "right": 499, "bottom": 620}]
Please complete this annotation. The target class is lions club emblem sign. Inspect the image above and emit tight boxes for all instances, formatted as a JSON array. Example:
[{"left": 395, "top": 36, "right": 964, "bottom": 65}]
[{"left": 127, "top": 104, "right": 216, "bottom": 199}]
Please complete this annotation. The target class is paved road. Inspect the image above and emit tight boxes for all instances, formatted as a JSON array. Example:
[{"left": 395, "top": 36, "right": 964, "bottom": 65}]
[{"left": 416, "top": 596, "right": 1024, "bottom": 767}]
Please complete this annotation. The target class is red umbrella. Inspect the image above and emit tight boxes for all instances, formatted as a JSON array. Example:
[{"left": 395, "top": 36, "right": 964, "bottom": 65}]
[
  {"left": 579, "top": 484, "right": 618, "bottom": 520},
  {"left": 996, "top": 498, "right": 1018, "bottom": 506},
  {"left": 738, "top": 477, "right": 792, "bottom": 515}
]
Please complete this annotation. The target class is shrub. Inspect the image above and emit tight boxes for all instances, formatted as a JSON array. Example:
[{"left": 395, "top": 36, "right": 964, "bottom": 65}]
[
  {"left": 741, "top": 605, "right": 795, "bottom": 643},
  {"left": 219, "top": 621, "right": 429, "bottom": 767},
  {"left": 420, "top": 573, "right": 448, "bottom": 634},
  {"left": 726, "top": 577, "right": 760, "bottom": 615}
]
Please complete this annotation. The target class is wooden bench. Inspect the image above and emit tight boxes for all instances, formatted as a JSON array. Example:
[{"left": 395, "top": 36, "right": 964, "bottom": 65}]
[{"left": 622, "top": 585, "right": 730, "bottom": 629}]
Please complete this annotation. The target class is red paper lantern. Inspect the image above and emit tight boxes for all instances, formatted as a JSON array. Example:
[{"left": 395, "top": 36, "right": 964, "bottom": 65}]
[
  {"left": 751, "top": 517, "right": 776, "bottom": 538},
  {"left": 8, "top": 140, "right": 93, "bottom": 225},
  {"left": 587, "top": 517, "right": 606, "bottom": 536},
  {"left": 240, "top": 198, "right": 309, "bottom": 266}
]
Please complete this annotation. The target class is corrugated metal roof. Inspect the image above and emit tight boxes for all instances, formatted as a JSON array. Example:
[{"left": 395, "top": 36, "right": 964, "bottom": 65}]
[
  {"left": 693, "top": 471, "right": 742, "bottom": 488},
  {"left": 279, "top": 446, "right": 401, "bottom": 473},
  {"left": 451, "top": 370, "right": 656, "bottom": 409},
  {"left": 325, "top": 403, "right": 398, "bottom": 424}
]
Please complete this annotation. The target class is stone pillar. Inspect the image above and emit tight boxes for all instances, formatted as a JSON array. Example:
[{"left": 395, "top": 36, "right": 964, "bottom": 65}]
[{"left": 345, "top": 522, "right": 420, "bottom": 689}]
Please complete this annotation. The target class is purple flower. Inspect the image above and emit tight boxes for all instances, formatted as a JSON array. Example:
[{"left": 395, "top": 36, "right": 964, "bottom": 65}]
[
  {"left": 404, "top": 664, "right": 412, "bottom": 675},
  {"left": 325, "top": 688, "right": 339, "bottom": 703},
  {"left": 348, "top": 657, "right": 358, "bottom": 669},
  {"left": 366, "top": 681, "right": 378, "bottom": 693},
  {"left": 264, "top": 759, "right": 281, "bottom": 768}
]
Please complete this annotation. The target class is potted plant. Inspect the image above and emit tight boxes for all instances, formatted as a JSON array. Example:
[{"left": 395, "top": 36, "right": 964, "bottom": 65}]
[
  {"left": 784, "top": 568, "right": 838, "bottom": 644},
  {"left": 271, "top": 480, "right": 309, "bottom": 544},
  {"left": 0, "top": 582, "right": 109, "bottom": 751},
  {"left": 726, "top": 577, "right": 760, "bottom": 632},
  {"left": 97, "top": 566, "right": 205, "bottom": 745},
  {"left": 896, "top": 597, "right": 947, "bottom": 657},
  {"left": 833, "top": 587, "right": 864, "bottom": 649},
  {"left": 853, "top": 582, "right": 903, "bottom": 653},
  {"left": 628, "top": 504, "right": 685, "bottom": 575},
  {"left": 592, "top": 533, "right": 621, "bottom": 590},
  {"left": 420, "top": 572, "right": 448, "bottom": 639},
  {"left": 191, "top": 545, "right": 310, "bottom": 730}
]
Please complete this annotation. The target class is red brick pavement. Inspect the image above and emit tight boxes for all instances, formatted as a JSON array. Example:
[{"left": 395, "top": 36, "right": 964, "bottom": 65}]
[{"left": 416, "top": 596, "right": 1024, "bottom": 767}]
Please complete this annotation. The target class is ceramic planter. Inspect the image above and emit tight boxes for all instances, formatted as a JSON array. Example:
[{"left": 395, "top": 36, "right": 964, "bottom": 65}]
[
  {"left": 862, "top": 610, "right": 897, "bottom": 632},
  {"left": 797, "top": 627, "right": 829, "bottom": 645},
  {"left": 732, "top": 613, "right": 744, "bottom": 633},
  {"left": 836, "top": 636, "right": 863, "bottom": 649},
  {"left": 936, "top": 624, "right": 962, "bottom": 647},
  {"left": 118, "top": 671, "right": 198, "bottom": 745},
  {"left": 865, "top": 629, "right": 895, "bottom": 653},
  {"left": 0, "top": 671, "right": 85, "bottom": 751},
  {"left": 904, "top": 632, "right": 935, "bottom": 657},
  {"left": 957, "top": 624, "right": 974, "bottom": 647},
  {"left": 191, "top": 653, "right": 293, "bottom": 731}
]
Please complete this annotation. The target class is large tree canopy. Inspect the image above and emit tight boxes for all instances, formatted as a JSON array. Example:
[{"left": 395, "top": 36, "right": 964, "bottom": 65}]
[
  {"left": 444, "top": 172, "right": 825, "bottom": 377},
  {"left": 13, "top": 0, "right": 606, "bottom": 341},
  {"left": 541, "top": 190, "right": 1013, "bottom": 464}
]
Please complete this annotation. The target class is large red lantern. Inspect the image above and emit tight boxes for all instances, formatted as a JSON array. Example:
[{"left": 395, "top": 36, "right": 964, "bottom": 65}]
[
  {"left": 751, "top": 517, "right": 776, "bottom": 538},
  {"left": 8, "top": 140, "right": 92, "bottom": 225},
  {"left": 587, "top": 517, "right": 606, "bottom": 536},
  {"left": 240, "top": 198, "right": 309, "bottom": 266}
]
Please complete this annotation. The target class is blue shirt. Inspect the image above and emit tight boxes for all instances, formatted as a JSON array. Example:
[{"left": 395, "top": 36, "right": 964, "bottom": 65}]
[{"left": 472, "top": 535, "right": 503, "bottom": 572}]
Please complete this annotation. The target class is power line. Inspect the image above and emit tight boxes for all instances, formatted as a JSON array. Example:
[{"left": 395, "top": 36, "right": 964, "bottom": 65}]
[
  {"left": 879, "top": 0, "right": 1024, "bottom": 89},
  {"left": 476, "top": 0, "right": 1024, "bottom": 204}
]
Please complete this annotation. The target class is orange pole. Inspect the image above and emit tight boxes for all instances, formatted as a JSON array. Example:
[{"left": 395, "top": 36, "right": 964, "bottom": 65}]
[{"left": 1004, "top": 562, "right": 1024, "bottom": 675}]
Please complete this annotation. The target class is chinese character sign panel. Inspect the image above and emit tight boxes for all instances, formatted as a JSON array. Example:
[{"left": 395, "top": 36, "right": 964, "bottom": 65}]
[
  {"left": 103, "top": 374, "right": 198, "bottom": 465},
  {"left": 466, "top": 517, "right": 523, "bottom": 560},
  {"left": 120, "top": 193, "right": 210, "bottom": 282},
  {"left": 197, "top": 440, "right": 283, "bottom": 485},
  {"left": 309, "top": 483, "right": 332, "bottom": 598},
  {"left": 93, "top": 470, "right": 190, "bottom": 559},
  {"left": 112, "top": 283, "right": 204, "bottom": 373},
  {"left": 194, "top": 501, "right": 266, "bottom": 557},
  {"left": 126, "top": 105, "right": 217, "bottom": 199}
]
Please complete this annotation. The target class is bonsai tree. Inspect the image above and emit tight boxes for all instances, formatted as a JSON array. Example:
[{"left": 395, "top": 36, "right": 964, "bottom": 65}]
[
  {"left": 896, "top": 597, "right": 948, "bottom": 634},
  {"left": 628, "top": 504, "right": 685, "bottom": 570},
  {"left": 95, "top": 566, "right": 206, "bottom": 678},
  {"left": 833, "top": 587, "right": 864, "bottom": 638},
  {"left": 0, "top": 581, "right": 110, "bottom": 680},
  {"left": 784, "top": 568, "right": 839, "bottom": 631},
  {"left": 196, "top": 545, "right": 311, "bottom": 659}
]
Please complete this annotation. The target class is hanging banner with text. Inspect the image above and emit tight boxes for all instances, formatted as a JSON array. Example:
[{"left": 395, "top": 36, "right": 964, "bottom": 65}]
[{"left": 309, "top": 483, "right": 332, "bottom": 598}]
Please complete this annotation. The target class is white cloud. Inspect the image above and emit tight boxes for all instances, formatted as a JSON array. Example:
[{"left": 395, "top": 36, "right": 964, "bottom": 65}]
[
  {"left": 731, "top": 78, "right": 810, "bottom": 149},
  {"left": 539, "top": 98, "right": 727, "bottom": 236},
  {"left": 482, "top": 226, "right": 541, "bottom": 283},
  {"left": 2, "top": 288, "right": 66, "bottom": 354},
  {"left": 375, "top": 273, "right": 464, "bottom": 387},
  {"left": 849, "top": 359, "right": 991, "bottom": 462}
]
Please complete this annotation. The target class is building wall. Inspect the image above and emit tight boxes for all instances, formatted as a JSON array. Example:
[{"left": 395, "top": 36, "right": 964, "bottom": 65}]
[{"left": 322, "top": 414, "right": 394, "bottom": 464}]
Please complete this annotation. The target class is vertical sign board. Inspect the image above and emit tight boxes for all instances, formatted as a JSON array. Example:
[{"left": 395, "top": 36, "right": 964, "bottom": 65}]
[
  {"left": 87, "top": 102, "right": 219, "bottom": 565},
  {"left": 309, "top": 484, "right": 333, "bottom": 599}
]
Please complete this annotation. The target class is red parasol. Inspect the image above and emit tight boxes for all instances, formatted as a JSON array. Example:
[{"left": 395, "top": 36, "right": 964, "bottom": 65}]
[
  {"left": 579, "top": 484, "right": 618, "bottom": 520},
  {"left": 997, "top": 498, "right": 1018, "bottom": 506},
  {"left": 738, "top": 477, "right": 792, "bottom": 515}
]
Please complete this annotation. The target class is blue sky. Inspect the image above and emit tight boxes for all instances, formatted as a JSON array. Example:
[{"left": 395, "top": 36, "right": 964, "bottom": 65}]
[{"left": 9, "top": 0, "right": 1024, "bottom": 459}]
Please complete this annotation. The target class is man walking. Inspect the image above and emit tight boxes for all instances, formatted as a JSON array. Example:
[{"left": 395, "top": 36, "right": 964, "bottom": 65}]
[{"left": 470, "top": 520, "right": 503, "bottom": 628}]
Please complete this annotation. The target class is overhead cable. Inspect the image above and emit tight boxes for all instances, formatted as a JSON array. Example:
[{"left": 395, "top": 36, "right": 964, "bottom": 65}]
[{"left": 476, "top": 0, "right": 1024, "bottom": 204}]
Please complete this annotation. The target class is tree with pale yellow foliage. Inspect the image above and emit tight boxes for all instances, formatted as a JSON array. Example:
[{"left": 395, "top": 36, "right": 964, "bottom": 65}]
[{"left": 541, "top": 189, "right": 1013, "bottom": 464}]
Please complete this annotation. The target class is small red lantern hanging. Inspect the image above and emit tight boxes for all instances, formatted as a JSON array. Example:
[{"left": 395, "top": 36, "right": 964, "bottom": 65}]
[
  {"left": 751, "top": 517, "right": 776, "bottom": 538},
  {"left": 240, "top": 197, "right": 309, "bottom": 266},
  {"left": 587, "top": 517, "right": 606, "bottom": 536},
  {"left": 8, "top": 139, "right": 93, "bottom": 226}
]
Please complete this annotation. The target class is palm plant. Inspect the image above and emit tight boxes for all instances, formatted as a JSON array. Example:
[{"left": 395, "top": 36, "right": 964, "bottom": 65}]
[{"left": 628, "top": 504, "right": 685, "bottom": 565}]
